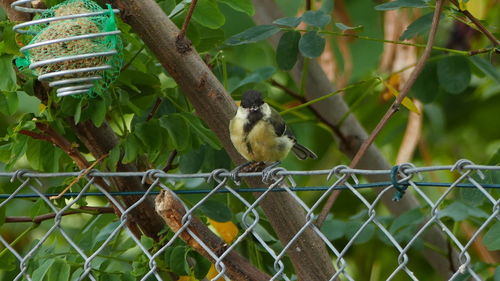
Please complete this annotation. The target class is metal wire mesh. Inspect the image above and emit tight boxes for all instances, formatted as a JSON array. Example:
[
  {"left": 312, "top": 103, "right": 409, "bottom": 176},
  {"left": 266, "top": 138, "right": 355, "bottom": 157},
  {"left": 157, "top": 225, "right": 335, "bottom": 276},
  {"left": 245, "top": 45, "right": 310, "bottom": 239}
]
[{"left": 1, "top": 160, "right": 499, "bottom": 280}]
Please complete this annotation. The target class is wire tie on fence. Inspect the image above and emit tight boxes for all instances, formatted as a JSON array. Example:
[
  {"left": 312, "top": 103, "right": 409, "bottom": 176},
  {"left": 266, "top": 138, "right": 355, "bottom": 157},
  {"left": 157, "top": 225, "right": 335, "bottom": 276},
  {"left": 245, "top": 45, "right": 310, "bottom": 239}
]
[
  {"left": 391, "top": 165, "right": 408, "bottom": 202},
  {"left": 10, "top": 169, "right": 28, "bottom": 183},
  {"left": 451, "top": 159, "right": 485, "bottom": 179},
  {"left": 141, "top": 169, "right": 163, "bottom": 185},
  {"left": 207, "top": 168, "right": 228, "bottom": 184},
  {"left": 327, "top": 165, "right": 349, "bottom": 181},
  {"left": 262, "top": 167, "right": 286, "bottom": 184}
]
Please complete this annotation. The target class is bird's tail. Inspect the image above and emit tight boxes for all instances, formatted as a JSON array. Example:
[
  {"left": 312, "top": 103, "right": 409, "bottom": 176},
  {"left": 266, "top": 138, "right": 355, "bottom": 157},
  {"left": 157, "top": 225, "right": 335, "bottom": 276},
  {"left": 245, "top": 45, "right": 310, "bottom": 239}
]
[{"left": 291, "top": 143, "right": 317, "bottom": 160}]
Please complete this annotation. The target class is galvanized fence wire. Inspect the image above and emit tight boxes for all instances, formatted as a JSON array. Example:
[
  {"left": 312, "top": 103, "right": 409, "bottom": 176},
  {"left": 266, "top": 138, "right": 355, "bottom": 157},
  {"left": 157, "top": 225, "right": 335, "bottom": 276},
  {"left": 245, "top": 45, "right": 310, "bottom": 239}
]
[{"left": 0, "top": 159, "right": 499, "bottom": 281}]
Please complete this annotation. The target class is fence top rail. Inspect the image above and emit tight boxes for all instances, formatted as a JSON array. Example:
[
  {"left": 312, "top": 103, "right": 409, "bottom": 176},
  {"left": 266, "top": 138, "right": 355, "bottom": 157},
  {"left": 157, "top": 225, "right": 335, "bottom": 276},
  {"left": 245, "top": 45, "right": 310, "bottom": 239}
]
[{"left": 1, "top": 160, "right": 499, "bottom": 180}]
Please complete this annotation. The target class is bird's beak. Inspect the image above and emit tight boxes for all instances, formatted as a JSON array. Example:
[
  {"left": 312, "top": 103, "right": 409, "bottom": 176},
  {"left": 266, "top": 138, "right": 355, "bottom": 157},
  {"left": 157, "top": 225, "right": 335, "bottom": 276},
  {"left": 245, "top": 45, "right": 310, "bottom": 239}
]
[{"left": 249, "top": 106, "right": 259, "bottom": 112}]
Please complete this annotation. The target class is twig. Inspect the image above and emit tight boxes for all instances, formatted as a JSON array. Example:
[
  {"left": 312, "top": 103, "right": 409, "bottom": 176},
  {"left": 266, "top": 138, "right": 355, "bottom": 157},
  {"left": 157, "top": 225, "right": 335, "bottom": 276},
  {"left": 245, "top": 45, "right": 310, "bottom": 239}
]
[
  {"left": 270, "top": 79, "right": 349, "bottom": 144},
  {"left": 448, "top": 0, "right": 499, "bottom": 46},
  {"left": 121, "top": 45, "right": 145, "bottom": 72},
  {"left": 147, "top": 97, "right": 163, "bottom": 121},
  {"left": 316, "top": 0, "right": 445, "bottom": 227},
  {"left": 163, "top": 150, "right": 178, "bottom": 172},
  {"left": 50, "top": 153, "right": 109, "bottom": 200},
  {"left": 5, "top": 207, "right": 114, "bottom": 224},
  {"left": 178, "top": 0, "right": 198, "bottom": 38},
  {"left": 289, "top": 29, "right": 471, "bottom": 55}
]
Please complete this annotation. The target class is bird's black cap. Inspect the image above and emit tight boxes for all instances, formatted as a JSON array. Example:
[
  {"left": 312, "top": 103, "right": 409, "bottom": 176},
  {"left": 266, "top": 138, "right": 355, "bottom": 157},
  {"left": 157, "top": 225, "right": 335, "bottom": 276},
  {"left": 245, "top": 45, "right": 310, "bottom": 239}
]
[{"left": 241, "top": 90, "right": 264, "bottom": 109}]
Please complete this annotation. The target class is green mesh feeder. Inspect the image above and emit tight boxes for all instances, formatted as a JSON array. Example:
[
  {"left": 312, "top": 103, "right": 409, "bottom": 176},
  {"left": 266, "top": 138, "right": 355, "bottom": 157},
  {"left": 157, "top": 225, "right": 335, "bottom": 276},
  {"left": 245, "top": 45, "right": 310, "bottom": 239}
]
[{"left": 12, "top": 0, "right": 123, "bottom": 97}]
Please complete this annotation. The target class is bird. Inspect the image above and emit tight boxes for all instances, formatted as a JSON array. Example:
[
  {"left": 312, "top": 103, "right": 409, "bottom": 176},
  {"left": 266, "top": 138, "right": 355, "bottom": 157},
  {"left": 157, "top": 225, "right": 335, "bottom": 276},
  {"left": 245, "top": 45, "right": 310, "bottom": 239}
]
[{"left": 229, "top": 90, "right": 317, "bottom": 180}]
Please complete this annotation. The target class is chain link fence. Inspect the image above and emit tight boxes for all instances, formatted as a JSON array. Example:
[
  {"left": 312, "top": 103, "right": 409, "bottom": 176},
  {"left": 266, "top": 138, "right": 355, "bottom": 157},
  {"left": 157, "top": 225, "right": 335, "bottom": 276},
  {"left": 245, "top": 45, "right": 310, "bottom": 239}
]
[{"left": 1, "top": 160, "right": 499, "bottom": 281}]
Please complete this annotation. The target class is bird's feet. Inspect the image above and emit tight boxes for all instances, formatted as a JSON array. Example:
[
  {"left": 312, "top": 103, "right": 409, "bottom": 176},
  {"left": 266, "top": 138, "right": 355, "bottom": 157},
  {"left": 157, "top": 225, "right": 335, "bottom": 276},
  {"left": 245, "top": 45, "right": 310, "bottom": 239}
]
[
  {"left": 229, "top": 161, "right": 255, "bottom": 184},
  {"left": 262, "top": 161, "right": 281, "bottom": 183}
]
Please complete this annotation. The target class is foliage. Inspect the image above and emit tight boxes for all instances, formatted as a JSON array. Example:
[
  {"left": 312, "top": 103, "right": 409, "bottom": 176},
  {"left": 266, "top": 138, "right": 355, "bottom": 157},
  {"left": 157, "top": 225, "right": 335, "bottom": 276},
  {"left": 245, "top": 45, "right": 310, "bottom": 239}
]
[{"left": 0, "top": 0, "right": 499, "bottom": 280}]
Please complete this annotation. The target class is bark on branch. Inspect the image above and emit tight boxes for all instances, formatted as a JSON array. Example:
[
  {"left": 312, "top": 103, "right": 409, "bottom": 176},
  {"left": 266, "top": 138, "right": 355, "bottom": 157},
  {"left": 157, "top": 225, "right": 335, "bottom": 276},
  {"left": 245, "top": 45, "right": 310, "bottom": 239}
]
[
  {"left": 155, "top": 189, "right": 271, "bottom": 281},
  {"left": 251, "top": 0, "right": 459, "bottom": 278},
  {"left": 113, "top": 0, "right": 336, "bottom": 279}
]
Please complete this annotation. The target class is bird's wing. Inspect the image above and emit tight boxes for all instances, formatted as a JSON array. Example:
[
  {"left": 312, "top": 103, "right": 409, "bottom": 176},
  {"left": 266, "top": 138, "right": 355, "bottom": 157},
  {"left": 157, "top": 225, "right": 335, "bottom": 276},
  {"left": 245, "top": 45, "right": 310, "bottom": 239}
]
[{"left": 269, "top": 107, "right": 296, "bottom": 141}]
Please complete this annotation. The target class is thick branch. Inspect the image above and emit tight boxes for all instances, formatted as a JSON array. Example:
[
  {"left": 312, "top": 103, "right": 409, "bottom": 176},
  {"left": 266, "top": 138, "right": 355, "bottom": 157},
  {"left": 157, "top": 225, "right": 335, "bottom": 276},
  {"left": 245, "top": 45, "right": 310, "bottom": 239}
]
[
  {"left": 71, "top": 120, "right": 165, "bottom": 239},
  {"left": 251, "top": 0, "right": 459, "bottom": 278},
  {"left": 114, "top": 1, "right": 336, "bottom": 279},
  {"left": 155, "top": 189, "right": 271, "bottom": 281}
]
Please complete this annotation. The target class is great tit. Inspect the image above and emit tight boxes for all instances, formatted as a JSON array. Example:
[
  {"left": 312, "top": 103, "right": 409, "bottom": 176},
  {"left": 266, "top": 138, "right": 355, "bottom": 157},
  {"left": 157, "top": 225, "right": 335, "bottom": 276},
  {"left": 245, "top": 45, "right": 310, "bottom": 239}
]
[{"left": 229, "top": 90, "right": 317, "bottom": 177}]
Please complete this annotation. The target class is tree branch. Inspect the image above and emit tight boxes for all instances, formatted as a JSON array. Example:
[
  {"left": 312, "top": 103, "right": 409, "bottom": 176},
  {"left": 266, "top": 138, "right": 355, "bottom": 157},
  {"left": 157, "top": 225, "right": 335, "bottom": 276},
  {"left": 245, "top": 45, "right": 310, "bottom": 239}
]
[
  {"left": 155, "top": 189, "right": 271, "bottom": 281},
  {"left": 251, "top": 0, "right": 459, "bottom": 278},
  {"left": 114, "top": 1, "right": 337, "bottom": 279},
  {"left": 5, "top": 207, "right": 114, "bottom": 224},
  {"left": 448, "top": 0, "right": 499, "bottom": 46},
  {"left": 348, "top": 0, "right": 444, "bottom": 169}
]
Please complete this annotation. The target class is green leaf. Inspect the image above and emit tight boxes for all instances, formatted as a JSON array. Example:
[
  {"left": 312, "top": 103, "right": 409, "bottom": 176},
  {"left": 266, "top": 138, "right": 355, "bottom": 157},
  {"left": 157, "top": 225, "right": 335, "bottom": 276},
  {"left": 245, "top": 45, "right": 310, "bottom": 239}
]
[
  {"left": 0, "top": 92, "right": 18, "bottom": 115},
  {"left": 32, "top": 259, "right": 55, "bottom": 281},
  {"left": 47, "top": 258, "right": 70, "bottom": 281},
  {"left": 88, "top": 98, "right": 107, "bottom": 127},
  {"left": 0, "top": 204, "right": 5, "bottom": 227},
  {"left": 158, "top": 0, "right": 176, "bottom": 14},
  {"left": 170, "top": 246, "right": 190, "bottom": 275},
  {"left": 411, "top": 61, "right": 439, "bottom": 103},
  {"left": 302, "top": 10, "right": 331, "bottom": 28},
  {"left": 196, "top": 26, "right": 225, "bottom": 52},
  {"left": 0, "top": 143, "right": 9, "bottom": 163},
  {"left": 389, "top": 208, "right": 424, "bottom": 233},
  {"left": 494, "top": 266, "right": 500, "bottom": 281},
  {"left": 225, "top": 24, "right": 280, "bottom": 46},
  {"left": 135, "top": 120, "right": 163, "bottom": 152},
  {"left": 320, "top": 219, "right": 346, "bottom": 240},
  {"left": 199, "top": 200, "right": 232, "bottom": 222},
  {"left": 299, "top": 31, "right": 325, "bottom": 58},
  {"left": 375, "top": 0, "right": 428, "bottom": 11},
  {"left": 437, "top": 56, "right": 471, "bottom": 94},
  {"left": 140, "top": 235, "right": 155, "bottom": 250},
  {"left": 122, "top": 134, "right": 140, "bottom": 164},
  {"left": 272, "top": 16, "right": 302, "bottom": 27},
  {"left": 276, "top": 31, "right": 301, "bottom": 70},
  {"left": 335, "top": 23, "right": 364, "bottom": 32},
  {"left": 0, "top": 251, "right": 16, "bottom": 270},
  {"left": 438, "top": 201, "right": 488, "bottom": 221},
  {"left": 0, "top": 55, "right": 17, "bottom": 92},
  {"left": 192, "top": 0, "right": 225, "bottom": 29},
  {"left": 219, "top": 0, "right": 254, "bottom": 16},
  {"left": 1, "top": 23, "right": 20, "bottom": 55},
  {"left": 400, "top": 12, "right": 434, "bottom": 40},
  {"left": 320, "top": 0, "right": 334, "bottom": 13},
  {"left": 74, "top": 98, "right": 83, "bottom": 124},
  {"left": 179, "top": 147, "right": 205, "bottom": 173},
  {"left": 483, "top": 222, "right": 500, "bottom": 251},
  {"left": 345, "top": 221, "right": 375, "bottom": 244},
  {"left": 159, "top": 114, "right": 191, "bottom": 152},
  {"left": 26, "top": 139, "right": 61, "bottom": 171},
  {"left": 468, "top": 56, "right": 500, "bottom": 84},
  {"left": 230, "top": 66, "right": 276, "bottom": 92},
  {"left": 190, "top": 250, "right": 211, "bottom": 279},
  {"left": 179, "top": 113, "right": 221, "bottom": 149}
]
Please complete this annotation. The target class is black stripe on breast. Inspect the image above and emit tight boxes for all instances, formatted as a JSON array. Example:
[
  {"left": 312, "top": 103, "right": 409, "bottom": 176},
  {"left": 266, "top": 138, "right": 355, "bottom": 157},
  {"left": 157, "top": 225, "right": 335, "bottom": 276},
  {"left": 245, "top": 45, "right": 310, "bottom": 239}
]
[{"left": 243, "top": 111, "right": 263, "bottom": 134}]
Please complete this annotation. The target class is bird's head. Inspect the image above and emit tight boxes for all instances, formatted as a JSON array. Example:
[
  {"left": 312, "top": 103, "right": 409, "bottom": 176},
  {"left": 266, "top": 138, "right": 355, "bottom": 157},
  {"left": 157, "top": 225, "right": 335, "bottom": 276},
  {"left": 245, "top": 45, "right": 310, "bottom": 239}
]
[{"left": 241, "top": 90, "right": 264, "bottom": 113}]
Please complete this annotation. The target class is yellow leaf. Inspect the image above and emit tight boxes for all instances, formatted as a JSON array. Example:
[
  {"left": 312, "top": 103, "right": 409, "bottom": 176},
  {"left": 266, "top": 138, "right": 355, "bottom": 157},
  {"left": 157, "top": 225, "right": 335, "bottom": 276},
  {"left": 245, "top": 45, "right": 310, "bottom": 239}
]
[
  {"left": 466, "top": 0, "right": 486, "bottom": 19},
  {"left": 177, "top": 276, "right": 194, "bottom": 281},
  {"left": 39, "top": 103, "right": 47, "bottom": 114},
  {"left": 382, "top": 80, "right": 421, "bottom": 114},
  {"left": 206, "top": 264, "right": 226, "bottom": 281},
  {"left": 208, "top": 218, "right": 239, "bottom": 244}
]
